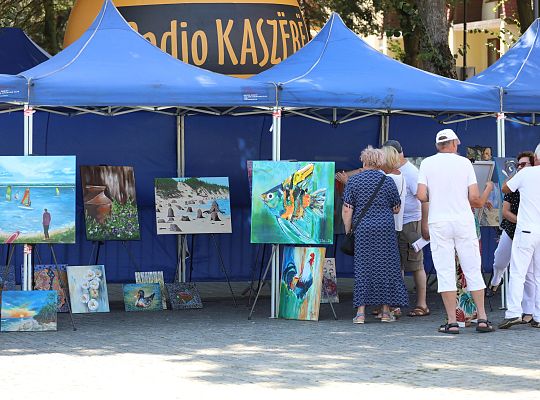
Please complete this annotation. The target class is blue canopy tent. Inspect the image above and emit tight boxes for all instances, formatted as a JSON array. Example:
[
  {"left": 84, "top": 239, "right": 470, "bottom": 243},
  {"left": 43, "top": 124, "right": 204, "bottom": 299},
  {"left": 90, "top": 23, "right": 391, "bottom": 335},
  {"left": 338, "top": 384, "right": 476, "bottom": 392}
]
[{"left": 0, "top": 28, "right": 50, "bottom": 74}]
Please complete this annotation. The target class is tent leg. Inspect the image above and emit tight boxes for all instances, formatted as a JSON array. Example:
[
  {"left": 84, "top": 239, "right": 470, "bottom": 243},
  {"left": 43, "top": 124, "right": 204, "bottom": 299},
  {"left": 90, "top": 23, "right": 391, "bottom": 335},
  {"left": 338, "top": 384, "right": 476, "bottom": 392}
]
[
  {"left": 380, "top": 114, "right": 390, "bottom": 146},
  {"left": 176, "top": 113, "right": 187, "bottom": 282},
  {"left": 271, "top": 107, "right": 282, "bottom": 318},
  {"left": 497, "top": 113, "right": 508, "bottom": 310},
  {"left": 23, "top": 105, "right": 34, "bottom": 291}
]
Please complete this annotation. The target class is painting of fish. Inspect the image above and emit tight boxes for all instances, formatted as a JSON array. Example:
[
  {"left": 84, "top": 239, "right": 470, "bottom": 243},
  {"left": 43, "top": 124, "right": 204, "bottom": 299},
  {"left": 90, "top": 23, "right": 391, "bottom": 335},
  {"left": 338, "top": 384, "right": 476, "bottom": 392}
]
[{"left": 251, "top": 161, "right": 334, "bottom": 244}]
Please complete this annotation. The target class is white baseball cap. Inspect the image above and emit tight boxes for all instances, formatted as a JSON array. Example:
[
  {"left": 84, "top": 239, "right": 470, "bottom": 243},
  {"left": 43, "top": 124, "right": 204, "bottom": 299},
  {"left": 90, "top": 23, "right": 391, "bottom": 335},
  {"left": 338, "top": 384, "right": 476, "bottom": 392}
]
[{"left": 435, "top": 128, "right": 461, "bottom": 144}]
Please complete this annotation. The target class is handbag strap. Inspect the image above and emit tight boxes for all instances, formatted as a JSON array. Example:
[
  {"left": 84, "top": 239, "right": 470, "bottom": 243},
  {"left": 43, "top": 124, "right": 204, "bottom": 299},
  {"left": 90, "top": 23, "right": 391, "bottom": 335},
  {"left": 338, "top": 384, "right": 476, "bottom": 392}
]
[{"left": 349, "top": 173, "right": 386, "bottom": 234}]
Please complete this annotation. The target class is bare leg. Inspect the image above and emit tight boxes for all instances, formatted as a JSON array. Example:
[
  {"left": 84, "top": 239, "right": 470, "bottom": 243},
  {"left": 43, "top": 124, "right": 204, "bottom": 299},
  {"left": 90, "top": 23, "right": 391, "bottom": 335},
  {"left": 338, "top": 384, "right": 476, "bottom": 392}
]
[
  {"left": 356, "top": 305, "right": 365, "bottom": 315},
  {"left": 413, "top": 269, "right": 427, "bottom": 309},
  {"left": 470, "top": 289, "right": 488, "bottom": 321},
  {"left": 441, "top": 291, "right": 457, "bottom": 324}
]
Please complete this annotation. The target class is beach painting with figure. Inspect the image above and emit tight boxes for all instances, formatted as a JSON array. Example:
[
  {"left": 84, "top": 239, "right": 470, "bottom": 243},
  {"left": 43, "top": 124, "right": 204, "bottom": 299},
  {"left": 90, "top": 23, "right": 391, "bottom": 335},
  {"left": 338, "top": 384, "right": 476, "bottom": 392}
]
[
  {"left": 0, "top": 156, "right": 76, "bottom": 244},
  {"left": 81, "top": 166, "right": 140, "bottom": 241},
  {"left": 67, "top": 265, "right": 110, "bottom": 313},
  {"left": 154, "top": 177, "right": 232, "bottom": 234},
  {"left": 1, "top": 290, "right": 57, "bottom": 332},
  {"left": 279, "top": 246, "right": 325, "bottom": 321},
  {"left": 251, "top": 161, "right": 335, "bottom": 245}
]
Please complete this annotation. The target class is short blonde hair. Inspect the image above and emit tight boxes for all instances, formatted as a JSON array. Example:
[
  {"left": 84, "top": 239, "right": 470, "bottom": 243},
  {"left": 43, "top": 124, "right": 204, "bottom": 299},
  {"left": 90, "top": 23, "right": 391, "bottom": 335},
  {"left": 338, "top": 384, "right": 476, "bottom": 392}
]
[
  {"left": 360, "top": 146, "right": 384, "bottom": 168},
  {"left": 382, "top": 146, "right": 400, "bottom": 170}
]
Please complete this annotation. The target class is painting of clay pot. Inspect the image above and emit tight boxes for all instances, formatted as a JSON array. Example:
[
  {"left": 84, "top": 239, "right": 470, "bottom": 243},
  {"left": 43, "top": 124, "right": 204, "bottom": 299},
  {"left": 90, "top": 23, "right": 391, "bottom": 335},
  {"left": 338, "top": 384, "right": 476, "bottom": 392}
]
[{"left": 84, "top": 186, "right": 112, "bottom": 224}]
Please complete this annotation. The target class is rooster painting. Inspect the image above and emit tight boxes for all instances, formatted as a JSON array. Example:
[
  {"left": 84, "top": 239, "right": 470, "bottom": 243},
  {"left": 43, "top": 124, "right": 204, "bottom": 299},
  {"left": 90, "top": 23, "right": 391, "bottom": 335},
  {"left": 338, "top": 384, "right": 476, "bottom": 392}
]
[{"left": 279, "top": 246, "right": 326, "bottom": 321}]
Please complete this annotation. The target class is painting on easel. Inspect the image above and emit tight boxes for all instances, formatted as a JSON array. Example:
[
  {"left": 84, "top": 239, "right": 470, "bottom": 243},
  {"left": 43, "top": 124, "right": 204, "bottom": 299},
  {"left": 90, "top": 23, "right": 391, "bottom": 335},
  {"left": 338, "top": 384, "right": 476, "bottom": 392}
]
[{"left": 34, "top": 264, "right": 70, "bottom": 312}]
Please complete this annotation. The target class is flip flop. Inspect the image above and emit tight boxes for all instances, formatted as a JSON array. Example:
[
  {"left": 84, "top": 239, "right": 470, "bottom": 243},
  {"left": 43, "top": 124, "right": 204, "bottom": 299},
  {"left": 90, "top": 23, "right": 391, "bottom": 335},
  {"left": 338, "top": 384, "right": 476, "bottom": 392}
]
[{"left": 408, "top": 306, "right": 430, "bottom": 317}]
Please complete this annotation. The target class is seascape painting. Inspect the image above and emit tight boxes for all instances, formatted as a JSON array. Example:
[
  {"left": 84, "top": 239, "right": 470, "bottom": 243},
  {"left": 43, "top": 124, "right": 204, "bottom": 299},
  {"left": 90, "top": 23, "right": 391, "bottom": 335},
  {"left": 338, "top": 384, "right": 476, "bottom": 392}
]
[
  {"left": 67, "top": 265, "right": 110, "bottom": 313},
  {"left": 278, "top": 246, "right": 325, "bottom": 321},
  {"left": 34, "top": 264, "right": 69, "bottom": 312},
  {"left": 1, "top": 290, "right": 57, "bottom": 332},
  {"left": 251, "top": 161, "right": 335, "bottom": 245},
  {"left": 155, "top": 177, "right": 232, "bottom": 234},
  {"left": 166, "top": 283, "right": 203, "bottom": 310},
  {"left": 0, "top": 156, "right": 76, "bottom": 244},
  {"left": 135, "top": 271, "right": 167, "bottom": 309},
  {"left": 321, "top": 258, "right": 339, "bottom": 304},
  {"left": 80, "top": 166, "right": 140, "bottom": 241},
  {"left": 123, "top": 283, "right": 162, "bottom": 312}
]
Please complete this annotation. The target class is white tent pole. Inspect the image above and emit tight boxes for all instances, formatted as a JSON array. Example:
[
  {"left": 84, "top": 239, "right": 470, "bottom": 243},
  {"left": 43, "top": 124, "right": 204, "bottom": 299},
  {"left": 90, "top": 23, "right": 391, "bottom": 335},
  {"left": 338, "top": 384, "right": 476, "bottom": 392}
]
[
  {"left": 379, "top": 114, "right": 390, "bottom": 145},
  {"left": 497, "top": 111, "right": 508, "bottom": 309},
  {"left": 23, "top": 104, "right": 34, "bottom": 291},
  {"left": 177, "top": 113, "right": 187, "bottom": 283},
  {"left": 271, "top": 106, "right": 282, "bottom": 318}
]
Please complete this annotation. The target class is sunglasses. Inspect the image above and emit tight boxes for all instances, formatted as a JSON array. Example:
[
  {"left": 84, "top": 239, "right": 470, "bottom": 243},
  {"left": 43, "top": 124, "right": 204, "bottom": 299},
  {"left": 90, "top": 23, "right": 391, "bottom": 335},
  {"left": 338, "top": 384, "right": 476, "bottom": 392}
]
[{"left": 518, "top": 162, "right": 531, "bottom": 168}]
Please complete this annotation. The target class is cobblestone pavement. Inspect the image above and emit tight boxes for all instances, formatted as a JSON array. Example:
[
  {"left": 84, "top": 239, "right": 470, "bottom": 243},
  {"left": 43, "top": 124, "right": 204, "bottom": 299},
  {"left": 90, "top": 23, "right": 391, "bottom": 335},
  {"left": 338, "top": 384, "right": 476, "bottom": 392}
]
[{"left": 1, "top": 287, "right": 539, "bottom": 400}]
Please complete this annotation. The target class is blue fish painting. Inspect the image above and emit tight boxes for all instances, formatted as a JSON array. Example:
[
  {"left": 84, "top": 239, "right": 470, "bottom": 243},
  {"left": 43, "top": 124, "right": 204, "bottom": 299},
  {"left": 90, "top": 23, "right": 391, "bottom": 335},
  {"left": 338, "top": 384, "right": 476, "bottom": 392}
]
[{"left": 251, "top": 161, "right": 334, "bottom": 244}]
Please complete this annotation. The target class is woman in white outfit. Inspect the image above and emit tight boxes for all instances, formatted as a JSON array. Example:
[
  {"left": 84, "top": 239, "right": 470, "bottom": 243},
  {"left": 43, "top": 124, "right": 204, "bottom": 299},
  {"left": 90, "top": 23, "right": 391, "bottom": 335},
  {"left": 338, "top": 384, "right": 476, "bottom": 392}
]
[
  {"left": 382, "top": 146, "right": 406, "bottom": 232},
  {"left": 489, "top": 151, "right": 536, "bottom": 323}
]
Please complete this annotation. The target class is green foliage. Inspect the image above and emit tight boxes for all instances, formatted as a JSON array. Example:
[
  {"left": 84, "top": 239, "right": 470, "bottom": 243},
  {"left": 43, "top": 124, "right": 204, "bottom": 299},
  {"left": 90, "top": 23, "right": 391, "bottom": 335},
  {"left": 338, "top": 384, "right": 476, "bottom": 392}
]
[
  {"left": 85, "top": 199, "right": 140, "bottom": 241},
  {"left": 182, "top": 178, "right": 228, "bottom": 193}
]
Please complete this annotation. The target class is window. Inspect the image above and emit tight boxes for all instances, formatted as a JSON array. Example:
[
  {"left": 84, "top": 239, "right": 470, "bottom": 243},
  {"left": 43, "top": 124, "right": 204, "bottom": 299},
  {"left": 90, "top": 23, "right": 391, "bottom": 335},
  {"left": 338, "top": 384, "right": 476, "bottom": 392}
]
[{"left": 487, "top": 38, "right": 500, "bottom": 66}]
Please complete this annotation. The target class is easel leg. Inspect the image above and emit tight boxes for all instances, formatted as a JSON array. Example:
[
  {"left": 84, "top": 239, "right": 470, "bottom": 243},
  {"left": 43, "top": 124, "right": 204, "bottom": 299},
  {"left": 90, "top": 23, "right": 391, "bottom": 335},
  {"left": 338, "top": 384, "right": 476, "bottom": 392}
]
[
  {"left": 210, "top": 234, "right": 237, "bottom": 306},
  {"left": 122, "top": 241, "right": 140, "bottom": 271},
  {"left": 49, "top": 244, "right": 77, "bottom": 331},
  {"left": 248, "top": 245, "right": 276, "bottom": 320},
  {"left": 189, "top": 235, "right": 195, "bottom": 282}
]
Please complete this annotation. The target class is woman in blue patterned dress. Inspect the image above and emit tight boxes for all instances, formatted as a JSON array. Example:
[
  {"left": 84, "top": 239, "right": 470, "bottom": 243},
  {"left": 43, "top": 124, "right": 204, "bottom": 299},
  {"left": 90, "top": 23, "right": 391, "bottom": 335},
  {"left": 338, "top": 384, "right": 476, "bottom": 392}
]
[{"left": 342, "top": 146, "right": 409, "bottom": 323}]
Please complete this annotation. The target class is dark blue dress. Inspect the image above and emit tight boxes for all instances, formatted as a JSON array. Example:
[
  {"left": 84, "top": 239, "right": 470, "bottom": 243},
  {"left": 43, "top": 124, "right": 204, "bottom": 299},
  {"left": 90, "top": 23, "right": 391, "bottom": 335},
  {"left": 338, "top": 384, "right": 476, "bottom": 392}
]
[{"left": 343, "top": 170, "right": 409, "bottom": 308}]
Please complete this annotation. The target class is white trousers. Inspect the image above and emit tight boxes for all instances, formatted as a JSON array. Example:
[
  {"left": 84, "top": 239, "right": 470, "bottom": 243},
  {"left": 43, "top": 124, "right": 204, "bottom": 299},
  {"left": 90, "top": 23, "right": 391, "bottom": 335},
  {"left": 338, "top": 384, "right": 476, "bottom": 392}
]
[
  {"left": 429, "top": 219, "right": 485, "bottom": 293},
  {"left": 492, "top": 231, "right": 535, "bottom": 314},
  {"left": 506, "top": 230, "right": 540, "bottom": 319}
]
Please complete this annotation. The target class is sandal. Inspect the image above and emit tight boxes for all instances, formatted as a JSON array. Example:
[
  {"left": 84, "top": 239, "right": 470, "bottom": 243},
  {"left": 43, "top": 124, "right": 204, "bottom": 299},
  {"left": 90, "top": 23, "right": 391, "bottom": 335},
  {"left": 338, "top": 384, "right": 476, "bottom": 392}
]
[
  {"left": 392, "top": 307, "right": 402, "bottom": 319},
  {"left": 522, "top": 314, "right": 533, "bottom": 324},
  {"left": 438, "top": 322, "right": 459, "bottom": 334},
  {"left": 408, "top": 306, "right": 430, "bottom": 317},
  {"left": 476, "top": 319, "right": 495, "bottom": 333},
  {"left": 530, "top": 320, "right": 540, "bottom": 328},
  {"left": 380, "top": 311, "right": 396, "bottom": 323},
  {"left": 353, "top": 312, "right": 365, "bottom": 324}
]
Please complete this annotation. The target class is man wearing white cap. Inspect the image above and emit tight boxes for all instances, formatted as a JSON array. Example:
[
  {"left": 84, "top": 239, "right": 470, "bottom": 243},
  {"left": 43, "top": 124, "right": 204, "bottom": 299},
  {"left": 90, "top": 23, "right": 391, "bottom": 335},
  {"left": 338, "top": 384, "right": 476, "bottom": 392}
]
[
  {"left": 500, "top": 143, "right": 540, "bottom": 328},
  {"left": 417, "top": 128, "right": 494, "bottom": 334}
]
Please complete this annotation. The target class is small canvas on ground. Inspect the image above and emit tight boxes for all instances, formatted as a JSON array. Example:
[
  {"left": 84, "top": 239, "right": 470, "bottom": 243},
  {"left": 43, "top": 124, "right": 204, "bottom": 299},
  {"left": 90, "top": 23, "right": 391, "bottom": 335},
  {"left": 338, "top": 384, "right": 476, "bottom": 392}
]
[
  {"left": 80, "top": 165, "right": 140, "bottom": 241},
  {"left": 0, "top": 156, "right": 76, "bottom": 244},
  {"left": 321, "top": 258, "right": 339, "bottom": 304},
  {"left": 279, "top": 246, "right": 325, "bottom": 321},
  {"left": 166, "top": 283, "right": 203, "bottom": 310},
  {"left": 123, "top": 283, "right": 162, "bottom": 312},
  {"left": 155, "top": 177, "right": 232, "bottom": 234},
  {"left": 1, "top": 290, "right": 57, "bottom": 332},
  {"left": 67, "top": 265, "right": 110, "bottom": 313},
  {"left": 135, "top": 271, "right": 167, "bottom": 309},
  {"left": 34, "top": 264, "right": 69, "bottom": 312}
]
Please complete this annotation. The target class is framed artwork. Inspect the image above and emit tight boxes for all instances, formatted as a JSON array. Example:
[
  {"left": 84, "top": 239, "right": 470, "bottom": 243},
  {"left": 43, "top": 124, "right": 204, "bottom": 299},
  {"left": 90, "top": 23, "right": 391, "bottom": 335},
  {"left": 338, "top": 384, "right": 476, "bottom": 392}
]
[
  {"left": 251, "top": 161, "right": 335, "bottom": 244},
  {"left": 155, "top": 177, "right": 232, "bottom": 234},
  {"left": 472, "top": 161, "right": 498, "bottom": 226},
  {"left": 321, "top": 258, "right": 339, "bottom": 304},
  {"left": 166, "top": 283, "right": 203, "bottom": 310},
  {"left": 80, "top": 166, "right": 140, "bottom": 241},
  {"left": 135, "top": 271, "right": 167, "bottom": 309},
  {"left": 34, "top": 264, "right": 69, "bottom": 312},
  {"left": 279, "top": 246, "right": 326, "bottom": 321},
  {"left": 123, "top": 283, "right": 162, "bottom": 312},
  {"left": 405, "top": 157, "right": 425, "bottom": 170},
  {"left": 0, "top": 265, "right": 15, "bottom": 304},
  {"left": 1, "top": 290, "right": 57, "bottom": 332},
  {"left": 466, "top": 146, "right": 493, "bottom": 162},
  {"left": 67, "top": 265, "right": 110, "bottom": 313},
  {"left": 0, "top": 156, "right": 76, "bottom": 244}
]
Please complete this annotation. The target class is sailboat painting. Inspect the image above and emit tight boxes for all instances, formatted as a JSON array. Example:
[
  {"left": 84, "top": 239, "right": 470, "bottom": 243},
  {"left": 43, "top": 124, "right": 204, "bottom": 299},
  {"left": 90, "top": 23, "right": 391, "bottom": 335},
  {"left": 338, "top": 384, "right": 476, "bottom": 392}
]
[{"left": 0, "top": 156, "right": 76, "bottom": 244}]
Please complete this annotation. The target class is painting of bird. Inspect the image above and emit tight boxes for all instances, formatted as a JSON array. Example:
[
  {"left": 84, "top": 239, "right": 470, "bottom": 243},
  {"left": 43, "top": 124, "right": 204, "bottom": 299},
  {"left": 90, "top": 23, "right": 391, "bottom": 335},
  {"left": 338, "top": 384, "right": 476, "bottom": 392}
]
[
  {"left": 135, "top": 290, "right": 156, "bottom": 308},
  {"left": 123, "top": 283, "right": 162, "bottom": 312}
]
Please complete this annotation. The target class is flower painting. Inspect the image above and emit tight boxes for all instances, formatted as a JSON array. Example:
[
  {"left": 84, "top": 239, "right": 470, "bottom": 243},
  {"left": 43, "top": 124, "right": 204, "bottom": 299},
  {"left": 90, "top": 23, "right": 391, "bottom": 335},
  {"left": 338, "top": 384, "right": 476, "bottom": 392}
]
[
  {"left": 80, "top": 166, "right": 140, "bottom": 241},
  {"left": 123, "top": 283, "right": 162, "bottom": 312},
  {"left": 251, "top": 161, "right": 335, "bottom": 245},
  {"left": 279, "top": 246, "right": 325, "bottom": 321},
  {"left": 0, "top": 156, "right": 76, "bottom": 244},
  {"left": 34, "top": 264, "right": 70, "bottom": 312},
  {"left": 1, "top": 290, "right": 57, "bottom": 332},
  {"left": 67, "top": 265, "right": 110, "bottom": 313}
]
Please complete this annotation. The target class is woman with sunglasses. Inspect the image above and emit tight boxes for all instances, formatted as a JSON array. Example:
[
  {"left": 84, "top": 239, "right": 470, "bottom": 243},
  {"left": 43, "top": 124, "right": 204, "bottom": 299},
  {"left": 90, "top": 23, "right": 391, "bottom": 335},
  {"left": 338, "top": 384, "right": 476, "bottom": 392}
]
[{"left": 489, "top": 151, "right": 536, "bottom": 324}]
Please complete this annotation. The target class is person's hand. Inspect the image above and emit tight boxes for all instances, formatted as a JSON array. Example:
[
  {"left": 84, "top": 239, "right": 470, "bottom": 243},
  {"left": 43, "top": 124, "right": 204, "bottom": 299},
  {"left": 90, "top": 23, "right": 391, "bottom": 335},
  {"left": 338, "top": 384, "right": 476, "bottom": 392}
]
[
  {"left": 421, "top": 224, "right": 430, "bottom": 241},
  {"left": 484, "top": 181, "right": 494, "bottom": 193},
  {"left": 336, "top": 171, "right": 349, "bottom": 184},
  {"left": 392, "top": 204, "right": 400, "bottom": 214}
]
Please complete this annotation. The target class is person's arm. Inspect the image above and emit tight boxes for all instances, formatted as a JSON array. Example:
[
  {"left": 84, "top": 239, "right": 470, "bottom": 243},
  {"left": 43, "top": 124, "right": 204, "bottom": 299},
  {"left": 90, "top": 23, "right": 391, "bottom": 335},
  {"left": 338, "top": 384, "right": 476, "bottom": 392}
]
[
  {"left": 336, "top": 168, "right": 363, "bottom": 185},
  {"left": 468, "top": 182, "right": 494, "bottom": 208},
  {"left": 342, "top": 203, "right": 353, "bottom": 234},
  {"left": 421, "top": 202, "right": 429, "bottom": 240},
  {"left": 501, "top": 200, "right": 517, "bottom": 223},
  {"left": 416, "top": 183, "right": 428, "bottom": 203},
  {"left": 502, "top": 172, "right": 521, "bottom": 194},
  {"left": 392, "top": 204, "right": 401, "bottom": 214}
]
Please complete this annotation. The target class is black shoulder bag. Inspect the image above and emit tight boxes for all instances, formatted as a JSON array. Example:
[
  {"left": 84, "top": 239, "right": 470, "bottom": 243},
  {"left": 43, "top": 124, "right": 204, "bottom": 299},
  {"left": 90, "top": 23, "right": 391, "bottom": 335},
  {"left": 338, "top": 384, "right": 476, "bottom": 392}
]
[{"left": 340, "top": 174, "right": 386, "bottom": 256}]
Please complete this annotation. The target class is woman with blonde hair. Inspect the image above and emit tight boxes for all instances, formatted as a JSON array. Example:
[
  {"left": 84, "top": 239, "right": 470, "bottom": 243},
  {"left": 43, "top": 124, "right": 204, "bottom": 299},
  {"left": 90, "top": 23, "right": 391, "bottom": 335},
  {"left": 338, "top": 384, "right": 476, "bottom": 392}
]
[
  {"left": 382, "top": 145, "right": 406, "bottom": 232},
  {"left": 342, "top": 146, "right": 409, "bottom": 324}
]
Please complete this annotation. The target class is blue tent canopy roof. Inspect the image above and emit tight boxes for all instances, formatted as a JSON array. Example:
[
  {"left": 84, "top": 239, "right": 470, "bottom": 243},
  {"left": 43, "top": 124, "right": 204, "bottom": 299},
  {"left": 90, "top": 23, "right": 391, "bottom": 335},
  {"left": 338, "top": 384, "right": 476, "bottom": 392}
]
[
  {"left": 468, "top": 19, "right": 540, "bottom": 113},
  {"left": 16, "top": 0, "right": 275, "bottom": 107},
  {"left": 0, "top": 28, "right": 50, "bottom": 74},
  {"left": 252, "top": 13, "right": 501, "bottom": 113}
]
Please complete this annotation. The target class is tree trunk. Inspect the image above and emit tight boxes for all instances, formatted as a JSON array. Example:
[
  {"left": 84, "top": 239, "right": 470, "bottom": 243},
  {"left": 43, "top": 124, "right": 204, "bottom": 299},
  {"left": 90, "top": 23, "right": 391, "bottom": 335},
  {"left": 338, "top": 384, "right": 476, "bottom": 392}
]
[
  {"left": 42, "top": 0, "right": 58, "bottom": 54},
  {"left": 416, "top": 0, "right": 457, "bottom": 78},
  {"left": 516, "top": 0, "right": 534, "bottom": 33}
]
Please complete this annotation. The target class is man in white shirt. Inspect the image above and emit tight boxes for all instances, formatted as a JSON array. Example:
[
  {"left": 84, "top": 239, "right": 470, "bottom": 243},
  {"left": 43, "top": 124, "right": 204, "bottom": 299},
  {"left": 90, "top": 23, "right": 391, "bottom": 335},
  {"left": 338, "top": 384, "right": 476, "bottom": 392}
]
[
  {"left": 417, "top": 129, "right": 494, "bottom": 334},
  {"left": 383, "top": 140, "right": 429, "bottom": 317},
  {"left": 500, "top": 143, "right": 540, "bottom": 328}
]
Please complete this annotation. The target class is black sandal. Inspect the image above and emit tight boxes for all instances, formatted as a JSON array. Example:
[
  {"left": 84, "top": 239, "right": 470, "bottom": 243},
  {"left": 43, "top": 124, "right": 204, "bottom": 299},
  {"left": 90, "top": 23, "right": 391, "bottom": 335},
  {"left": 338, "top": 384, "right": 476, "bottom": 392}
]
[
  {"left": 438, "top": 322, "right": 459, "bottom": 334},
  {"left": 476, "top": 319, "right": 495, "bottom": 333}
]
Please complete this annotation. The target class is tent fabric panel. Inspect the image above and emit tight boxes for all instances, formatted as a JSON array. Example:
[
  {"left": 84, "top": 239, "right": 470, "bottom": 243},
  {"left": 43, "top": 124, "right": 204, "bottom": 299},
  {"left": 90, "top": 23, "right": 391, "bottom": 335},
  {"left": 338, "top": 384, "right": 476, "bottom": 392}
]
[{"left": 0, "top": 28, "right": 49, "bottom": 74}]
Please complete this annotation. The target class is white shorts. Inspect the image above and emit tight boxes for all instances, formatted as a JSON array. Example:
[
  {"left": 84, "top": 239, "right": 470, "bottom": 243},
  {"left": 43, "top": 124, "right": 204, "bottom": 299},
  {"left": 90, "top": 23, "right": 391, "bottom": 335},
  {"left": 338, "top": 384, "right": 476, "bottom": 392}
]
[{"left": 429, "top": 219, "right": 485, "bottom": 293}]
